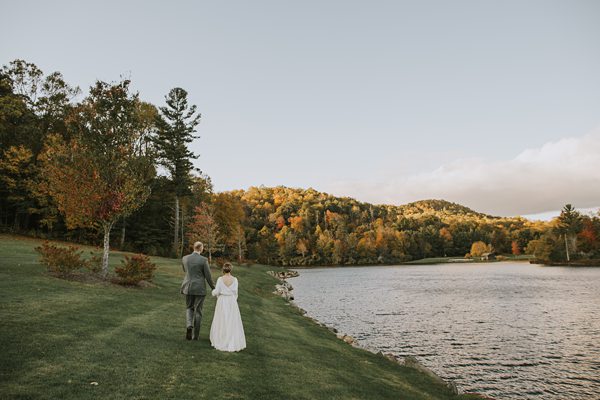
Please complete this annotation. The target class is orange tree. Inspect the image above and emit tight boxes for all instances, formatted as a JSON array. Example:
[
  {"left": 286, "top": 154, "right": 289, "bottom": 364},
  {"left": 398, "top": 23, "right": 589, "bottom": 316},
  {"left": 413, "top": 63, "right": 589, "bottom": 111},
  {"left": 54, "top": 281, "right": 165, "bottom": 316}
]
[
  {"left": 187, "top": 202, "right": 220, "bottom": 263},
  {"left": 39, "top": 80, "right": 155, "bottom": 277}
]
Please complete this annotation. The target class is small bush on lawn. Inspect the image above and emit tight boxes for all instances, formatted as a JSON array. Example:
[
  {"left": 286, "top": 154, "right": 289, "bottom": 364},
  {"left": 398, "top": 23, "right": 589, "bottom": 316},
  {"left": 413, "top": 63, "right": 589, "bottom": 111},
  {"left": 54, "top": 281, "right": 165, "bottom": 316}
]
[
  {"left": 115, "top": 254, "right": 157, "bottom": 285},
  {"left": 86, "top": 252, "right": 103, "bottom": 273},
  {"left": 35, "top": 241, "right": 87, "bottom": 277}
]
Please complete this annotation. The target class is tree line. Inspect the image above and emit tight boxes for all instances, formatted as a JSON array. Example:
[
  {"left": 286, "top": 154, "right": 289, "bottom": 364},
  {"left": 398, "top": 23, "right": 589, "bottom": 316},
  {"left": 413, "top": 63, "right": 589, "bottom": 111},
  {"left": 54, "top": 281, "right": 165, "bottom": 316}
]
[
  {"left": 0, "top": 59, "right": 207, "bottom": 275},
  {"left": 222, "top": 188, "right": 600, "bottom": 265},
  {"left": 1, "top": 59, "right": 599, "bottom": 269}
]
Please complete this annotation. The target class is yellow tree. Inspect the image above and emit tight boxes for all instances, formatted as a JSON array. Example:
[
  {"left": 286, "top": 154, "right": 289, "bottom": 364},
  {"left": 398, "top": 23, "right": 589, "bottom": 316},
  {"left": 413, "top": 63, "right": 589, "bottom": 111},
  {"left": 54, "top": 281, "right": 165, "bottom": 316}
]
[
  {"left": 296, "top": 238, "right": 309, "bottom": 258},
  {"left": 39, "top": 80, "right": 155, "bottom": 277},
  {"left": 289, "top": 215, "right": 304, "bottom": 232},
  {"left": 470, "top": 241, "right": 491, "bottom": 257},
  {"left": 214, "top": 192, "right": 245, "bottom": 261}
]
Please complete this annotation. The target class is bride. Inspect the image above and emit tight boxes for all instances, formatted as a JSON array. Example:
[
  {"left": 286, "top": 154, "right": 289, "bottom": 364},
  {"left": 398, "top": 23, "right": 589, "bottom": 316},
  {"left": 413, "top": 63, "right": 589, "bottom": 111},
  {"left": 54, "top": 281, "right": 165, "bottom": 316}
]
[{"left": 210, "top": 262, "right": 246, "bottom": 352}]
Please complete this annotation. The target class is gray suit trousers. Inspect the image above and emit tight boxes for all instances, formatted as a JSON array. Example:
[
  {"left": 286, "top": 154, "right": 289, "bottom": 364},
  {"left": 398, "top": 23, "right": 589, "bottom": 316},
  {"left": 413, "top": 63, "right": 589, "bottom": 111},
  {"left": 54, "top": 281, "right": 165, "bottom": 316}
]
[{"left": 186, "top": 294, "right": 206, "bottom": 339}]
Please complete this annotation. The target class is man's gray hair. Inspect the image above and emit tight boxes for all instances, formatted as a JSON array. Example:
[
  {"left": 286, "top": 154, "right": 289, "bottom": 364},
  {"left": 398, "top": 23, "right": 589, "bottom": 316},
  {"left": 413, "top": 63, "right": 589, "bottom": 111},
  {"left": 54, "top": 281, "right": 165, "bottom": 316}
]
[{"left": 193, "top": 242, "right": 204, "bottom": 252}]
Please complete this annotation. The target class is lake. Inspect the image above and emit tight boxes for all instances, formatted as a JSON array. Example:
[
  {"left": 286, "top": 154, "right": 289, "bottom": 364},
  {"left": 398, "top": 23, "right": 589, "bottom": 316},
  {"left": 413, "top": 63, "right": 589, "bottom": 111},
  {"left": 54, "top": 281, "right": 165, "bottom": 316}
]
[{"left": 289, "top": 262, "right": 600, "bottom": 399}]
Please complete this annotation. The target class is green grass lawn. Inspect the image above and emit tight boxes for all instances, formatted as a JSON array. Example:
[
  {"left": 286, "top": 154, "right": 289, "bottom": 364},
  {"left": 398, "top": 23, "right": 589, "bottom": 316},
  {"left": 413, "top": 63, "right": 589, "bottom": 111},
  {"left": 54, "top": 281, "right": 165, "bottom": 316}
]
[{"left": 0, "top": 234, "right": 480, "bottom": 400}]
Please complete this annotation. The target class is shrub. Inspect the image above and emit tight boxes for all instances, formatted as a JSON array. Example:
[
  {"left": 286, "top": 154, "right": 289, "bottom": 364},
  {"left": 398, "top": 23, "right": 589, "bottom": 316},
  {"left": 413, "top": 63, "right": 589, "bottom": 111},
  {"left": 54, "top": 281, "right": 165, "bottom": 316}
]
[
  {"left": 86, "top": 252, "right": 103, "bottom": 274},
  {"left": 115, "top": 254, "right": 157, "bottom": 285},
  {"left": 35, "top": 241, "right": 87, "bottom": 277}
]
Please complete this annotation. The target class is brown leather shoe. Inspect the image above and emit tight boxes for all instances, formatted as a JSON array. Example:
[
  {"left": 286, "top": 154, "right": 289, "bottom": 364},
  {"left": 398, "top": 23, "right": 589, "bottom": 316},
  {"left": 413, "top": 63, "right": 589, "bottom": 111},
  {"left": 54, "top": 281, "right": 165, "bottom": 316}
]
[{"left": 186, "top": 327, "right": 192, "bottom": 340}]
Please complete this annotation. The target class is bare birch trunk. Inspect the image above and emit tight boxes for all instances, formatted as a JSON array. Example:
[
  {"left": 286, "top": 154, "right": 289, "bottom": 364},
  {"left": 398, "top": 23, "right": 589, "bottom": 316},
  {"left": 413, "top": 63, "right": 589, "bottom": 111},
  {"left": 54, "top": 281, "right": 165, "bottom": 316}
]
[
  {"left": 102, "top": 222, "right": 113, "bottom": 278},
  {"left": 564, "top": 234, "right": 570, "bottom": 262},
  {"left": 173, "top": 196, "right": 179, "bottom": 256},
  {"left": 180, "top": 206, "right": 185, "bottom": 258}
]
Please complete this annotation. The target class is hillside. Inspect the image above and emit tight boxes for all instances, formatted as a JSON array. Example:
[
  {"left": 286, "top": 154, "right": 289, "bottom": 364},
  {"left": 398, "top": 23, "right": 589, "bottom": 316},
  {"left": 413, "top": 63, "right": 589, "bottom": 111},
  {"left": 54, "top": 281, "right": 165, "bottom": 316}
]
[
  {"left": 398, "top": 199, "right": 492, "bottom": 218},
  {"left": 222, "top": 186, "right": 545, "bottom": 266}
]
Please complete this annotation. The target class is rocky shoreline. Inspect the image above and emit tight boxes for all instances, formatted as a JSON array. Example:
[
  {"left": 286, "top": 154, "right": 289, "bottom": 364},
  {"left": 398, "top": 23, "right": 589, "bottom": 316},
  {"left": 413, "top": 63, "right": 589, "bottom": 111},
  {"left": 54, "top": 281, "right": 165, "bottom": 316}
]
[
  {"left": 267, "top": 269, "right": 474, "bottom": 398},
  {"left": 267, "top": 270, "right": 298, "bottom": 301}
]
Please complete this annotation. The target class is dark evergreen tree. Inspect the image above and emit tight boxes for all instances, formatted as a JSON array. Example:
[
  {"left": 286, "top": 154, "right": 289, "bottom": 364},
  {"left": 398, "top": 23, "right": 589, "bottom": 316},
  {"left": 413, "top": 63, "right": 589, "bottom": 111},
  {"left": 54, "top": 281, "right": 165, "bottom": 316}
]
[
  {"left": 555, "top": 204, "right": 583, "bottom": 262},
  {"left": 154, "top": 88, "right": 201, "bottom": 257}
]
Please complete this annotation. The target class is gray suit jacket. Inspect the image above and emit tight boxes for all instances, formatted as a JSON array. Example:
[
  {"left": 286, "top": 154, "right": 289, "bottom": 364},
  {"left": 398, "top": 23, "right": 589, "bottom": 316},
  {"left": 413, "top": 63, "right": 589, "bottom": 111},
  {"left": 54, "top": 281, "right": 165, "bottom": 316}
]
[{"left": 180, "top": 252, "right": 215, "bottom": 295}]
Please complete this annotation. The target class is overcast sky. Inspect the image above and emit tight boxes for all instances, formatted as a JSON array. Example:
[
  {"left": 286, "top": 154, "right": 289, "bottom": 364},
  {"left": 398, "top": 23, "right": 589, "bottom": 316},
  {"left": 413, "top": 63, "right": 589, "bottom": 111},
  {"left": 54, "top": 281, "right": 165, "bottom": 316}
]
[{"left": 2, "top": 0, "right": 599, "bottom": 217}]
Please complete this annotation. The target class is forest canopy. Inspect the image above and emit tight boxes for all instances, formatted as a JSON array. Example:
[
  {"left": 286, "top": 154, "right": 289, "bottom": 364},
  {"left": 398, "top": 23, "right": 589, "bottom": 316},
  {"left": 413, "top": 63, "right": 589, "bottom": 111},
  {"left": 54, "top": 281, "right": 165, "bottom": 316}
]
[{"left": 2, "top": 59, "right": 599, "bottom": 267}]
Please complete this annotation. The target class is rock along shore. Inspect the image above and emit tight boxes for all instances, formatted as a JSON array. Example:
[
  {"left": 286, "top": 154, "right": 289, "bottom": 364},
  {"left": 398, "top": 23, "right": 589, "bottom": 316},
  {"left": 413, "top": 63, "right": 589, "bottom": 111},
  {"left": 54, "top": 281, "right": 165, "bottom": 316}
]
[{"left": 267, "top": 270, "right": 298, "bottom": 301}]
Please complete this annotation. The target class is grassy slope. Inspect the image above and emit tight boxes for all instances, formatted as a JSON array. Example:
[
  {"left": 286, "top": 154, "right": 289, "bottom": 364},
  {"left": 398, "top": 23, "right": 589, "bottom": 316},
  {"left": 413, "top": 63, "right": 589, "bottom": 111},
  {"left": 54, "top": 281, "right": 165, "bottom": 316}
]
[{"left": 0, "top": 235, "right": 478, "bottom": 400}]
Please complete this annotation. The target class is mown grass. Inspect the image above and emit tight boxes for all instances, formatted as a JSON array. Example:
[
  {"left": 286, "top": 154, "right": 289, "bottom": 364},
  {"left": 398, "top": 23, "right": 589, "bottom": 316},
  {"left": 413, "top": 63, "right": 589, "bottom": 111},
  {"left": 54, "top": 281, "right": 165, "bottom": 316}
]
[{"left": 0, "top": 234, "right": 479, "bottom": 399}]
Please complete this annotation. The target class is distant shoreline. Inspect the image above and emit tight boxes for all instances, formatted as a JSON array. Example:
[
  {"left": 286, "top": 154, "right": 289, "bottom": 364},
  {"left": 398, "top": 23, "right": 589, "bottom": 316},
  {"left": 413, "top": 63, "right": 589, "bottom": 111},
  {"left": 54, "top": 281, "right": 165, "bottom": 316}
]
[
  {"left": 287, "top": 256, "right": 532, "bottom": 269},
  {"left": 530, "top": 259, "right": 600, "bottom": 267},
  {"left": 285, "top": 257, "right": 600, "bottom": 269}
]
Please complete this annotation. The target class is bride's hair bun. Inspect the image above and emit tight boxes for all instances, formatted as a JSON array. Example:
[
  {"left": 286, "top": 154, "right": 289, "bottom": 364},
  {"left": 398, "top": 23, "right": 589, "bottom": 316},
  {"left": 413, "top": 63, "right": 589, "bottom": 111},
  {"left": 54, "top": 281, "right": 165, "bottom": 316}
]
[{"left": 222, "top": 262, "right": 232, "bottom": 273}]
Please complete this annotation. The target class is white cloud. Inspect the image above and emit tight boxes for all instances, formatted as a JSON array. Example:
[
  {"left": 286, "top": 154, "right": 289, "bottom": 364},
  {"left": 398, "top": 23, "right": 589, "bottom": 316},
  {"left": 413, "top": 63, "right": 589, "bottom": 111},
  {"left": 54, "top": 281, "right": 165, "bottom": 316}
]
[
  {"left": 329, "top": 129, "right": 600, "bottom": 216},
  {"left": 523, "top": 207, "right": 600, "bottom": 221}
]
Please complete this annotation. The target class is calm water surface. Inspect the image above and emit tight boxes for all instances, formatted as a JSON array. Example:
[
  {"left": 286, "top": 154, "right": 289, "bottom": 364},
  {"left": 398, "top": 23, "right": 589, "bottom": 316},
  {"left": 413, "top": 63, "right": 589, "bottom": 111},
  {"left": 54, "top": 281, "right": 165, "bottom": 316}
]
[{"left": 290, "top": 262, "right": 600, "bottom": 399}]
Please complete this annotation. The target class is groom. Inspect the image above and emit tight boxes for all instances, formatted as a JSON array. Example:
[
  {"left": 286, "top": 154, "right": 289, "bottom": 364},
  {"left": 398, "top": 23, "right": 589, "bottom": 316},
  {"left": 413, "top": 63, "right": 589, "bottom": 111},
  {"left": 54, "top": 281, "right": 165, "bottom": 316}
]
[{"left": 181, "top": 241, "right": 215, "bottom": 341}]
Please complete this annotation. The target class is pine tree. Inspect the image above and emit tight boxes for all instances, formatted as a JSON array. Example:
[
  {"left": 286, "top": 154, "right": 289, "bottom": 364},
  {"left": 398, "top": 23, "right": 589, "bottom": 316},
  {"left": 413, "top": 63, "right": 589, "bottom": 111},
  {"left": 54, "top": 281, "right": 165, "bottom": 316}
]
[
  {"left": 154, "top": 88, "right": 201, "bottom": 257},
  {"left": 556, "top": 204, "right": 583, "bottom": 262}
]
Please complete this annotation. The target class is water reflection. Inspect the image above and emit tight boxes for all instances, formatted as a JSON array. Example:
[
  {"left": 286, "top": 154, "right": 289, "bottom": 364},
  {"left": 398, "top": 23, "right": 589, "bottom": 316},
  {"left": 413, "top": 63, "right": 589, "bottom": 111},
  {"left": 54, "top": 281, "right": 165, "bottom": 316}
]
[{"left": 290, "top": 263, "right": 600, "bottom": 400}]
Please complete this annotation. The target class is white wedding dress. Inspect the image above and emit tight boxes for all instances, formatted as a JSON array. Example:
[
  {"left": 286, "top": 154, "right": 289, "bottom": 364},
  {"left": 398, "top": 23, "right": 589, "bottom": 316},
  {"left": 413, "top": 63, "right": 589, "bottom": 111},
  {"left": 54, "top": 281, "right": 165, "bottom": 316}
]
[{"left": 210, "top": 276, "right": 246, "bottom": 352}]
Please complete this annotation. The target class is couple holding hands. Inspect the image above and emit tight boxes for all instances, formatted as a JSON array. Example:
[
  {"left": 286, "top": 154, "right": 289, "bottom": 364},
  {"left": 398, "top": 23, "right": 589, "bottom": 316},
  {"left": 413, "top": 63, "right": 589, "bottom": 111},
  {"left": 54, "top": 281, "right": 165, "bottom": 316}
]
[{"left": 180, "top": 241, "right": 246, "bottom": 352}]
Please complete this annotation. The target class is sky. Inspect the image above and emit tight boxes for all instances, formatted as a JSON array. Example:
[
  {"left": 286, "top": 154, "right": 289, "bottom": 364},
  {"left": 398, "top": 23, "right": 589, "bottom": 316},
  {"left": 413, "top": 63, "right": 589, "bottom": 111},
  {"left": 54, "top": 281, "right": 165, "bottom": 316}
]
[{"left": 2, "top": 0, "right": 599, "bottom": 218}]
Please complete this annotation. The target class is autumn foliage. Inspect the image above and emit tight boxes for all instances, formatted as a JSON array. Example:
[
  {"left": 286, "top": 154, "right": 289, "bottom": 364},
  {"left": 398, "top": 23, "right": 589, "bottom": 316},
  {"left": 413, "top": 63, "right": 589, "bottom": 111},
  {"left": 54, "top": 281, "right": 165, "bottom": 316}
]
[
  {"left": 186, "top": 203, "right": 220, "bottom": 262},
  {"left": 511, "top": 241, "right": 521, "bottom": 255},
  {"left": 469, "top": 241, "right": 490, "bottom": 257},
  {"left": 3, "top": 59, "right": 600, "bottom": 268},
  {"left": 35, "top": 241, "right": 88, "bottom": 277},
  {"left": 114, "top": 254, "right": 158, "bottom": 285},
  {"left": 203, "top": 187, "right": 549, "bottom": 266},
  {"left": 37, "top": 80, "right": 154, "bottom": 276}
]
